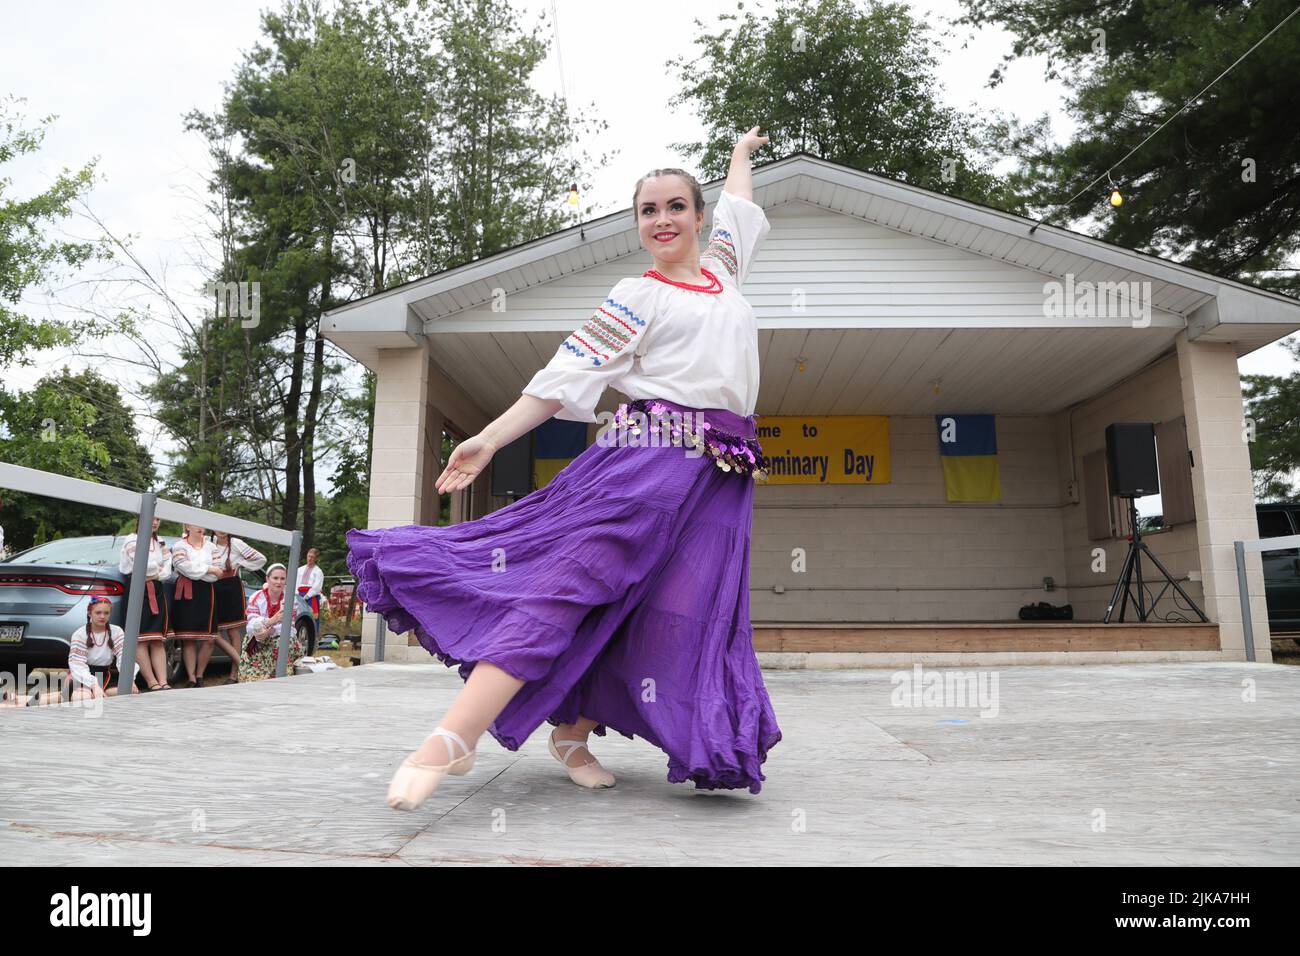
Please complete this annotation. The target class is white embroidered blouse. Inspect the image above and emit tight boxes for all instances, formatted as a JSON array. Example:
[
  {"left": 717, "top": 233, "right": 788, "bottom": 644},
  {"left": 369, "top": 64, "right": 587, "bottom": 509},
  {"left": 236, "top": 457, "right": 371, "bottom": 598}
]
[
  {"left": 67, "top": 624, "right": 142, "bottom": 690},
  {"left": 522, "top": 189, "right": 772, "bottom": 423},
  {"left": 210, "top": 537, "right": 267, "bottom": 577},
  {"left": 245, "top": 587, "right": 286, "bottom": 638},
  {"left": 171, "top": 536, "right": 220, "bottom": 584},
  {"left": 118, "top": 535, "right": 173, "bottom": 581},
  {"left": 296, "top": 564, "right": 324, "bottom": 598}
]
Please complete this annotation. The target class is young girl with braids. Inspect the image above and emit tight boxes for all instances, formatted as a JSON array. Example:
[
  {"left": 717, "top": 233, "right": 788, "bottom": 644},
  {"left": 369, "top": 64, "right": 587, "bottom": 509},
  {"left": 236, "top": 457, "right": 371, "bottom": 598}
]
[{"left": 65, "top": 596, "right": 141, "bottom": 701}]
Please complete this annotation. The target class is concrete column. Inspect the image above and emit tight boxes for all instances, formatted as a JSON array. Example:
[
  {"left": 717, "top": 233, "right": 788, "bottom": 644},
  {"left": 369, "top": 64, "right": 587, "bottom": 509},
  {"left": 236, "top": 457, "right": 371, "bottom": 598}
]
[
  {"left": 360, "top": 344, "right": 435, "bottom": 663},
  {"left": 1175, "top": 330, "right": 1272, "bottom": 662}
]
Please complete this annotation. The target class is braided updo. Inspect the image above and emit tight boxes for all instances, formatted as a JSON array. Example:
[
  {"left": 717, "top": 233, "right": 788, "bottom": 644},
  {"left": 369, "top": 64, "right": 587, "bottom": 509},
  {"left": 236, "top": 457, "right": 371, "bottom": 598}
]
[{"left": 631, "top": 168, "right": 706, "bottom": 232}]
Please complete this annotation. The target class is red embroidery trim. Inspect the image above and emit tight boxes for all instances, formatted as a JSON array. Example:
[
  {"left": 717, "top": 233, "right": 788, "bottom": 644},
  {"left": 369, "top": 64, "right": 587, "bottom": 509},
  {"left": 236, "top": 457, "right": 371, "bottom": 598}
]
[{"left": 643, "top": 267, "right": 723, "bottom": 294}]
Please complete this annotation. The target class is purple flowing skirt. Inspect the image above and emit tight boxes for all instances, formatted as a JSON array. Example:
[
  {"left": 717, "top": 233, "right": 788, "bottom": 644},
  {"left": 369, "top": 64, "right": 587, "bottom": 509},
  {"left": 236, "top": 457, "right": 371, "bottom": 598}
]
[{"left": 346, "top": 397, "right": 783, "bottom": 794}]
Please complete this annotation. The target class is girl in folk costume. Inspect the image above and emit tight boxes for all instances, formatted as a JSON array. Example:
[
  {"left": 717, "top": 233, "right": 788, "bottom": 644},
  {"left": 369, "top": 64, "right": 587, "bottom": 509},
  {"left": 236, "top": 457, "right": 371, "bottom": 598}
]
[
  {"left": 65, "top": 596, "right": 141, "bottom": 701},
  {"left": 169, "top": 524, "right": 219, "bottom": 687},
  {"left": 239, "top": 564, "right": 304, "bottom": 681},
  {"left": 348, "top": 128, "right": 783, "bottom": 810},
  {"left": 208, "top": 530, "right": 267, "bottom": 684},
  {"left": 118, "top": 515, "right": 174, "bottom": 690}
]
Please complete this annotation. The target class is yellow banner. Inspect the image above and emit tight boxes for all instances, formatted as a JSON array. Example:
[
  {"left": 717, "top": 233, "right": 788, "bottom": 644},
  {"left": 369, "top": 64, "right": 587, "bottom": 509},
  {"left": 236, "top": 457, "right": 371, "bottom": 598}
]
[{"left": 755, "top": 416, "right": 891, "bottom": 484}]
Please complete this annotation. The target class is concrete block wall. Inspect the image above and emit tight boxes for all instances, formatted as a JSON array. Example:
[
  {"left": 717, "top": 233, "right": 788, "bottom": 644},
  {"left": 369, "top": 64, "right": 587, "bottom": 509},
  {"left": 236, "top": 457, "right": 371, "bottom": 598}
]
[
  {"left": 1175, "top": 331, "right": 1270, "bottom": 661},
  {"left": 358, "top": 333, "right": 1267, "bottom": 660},
  {"left": 749, "top": 414, "right": 1070, "bottom": 622},
  {"left": 1056, "top": 352, "right": 1206, "bottom": 621}
]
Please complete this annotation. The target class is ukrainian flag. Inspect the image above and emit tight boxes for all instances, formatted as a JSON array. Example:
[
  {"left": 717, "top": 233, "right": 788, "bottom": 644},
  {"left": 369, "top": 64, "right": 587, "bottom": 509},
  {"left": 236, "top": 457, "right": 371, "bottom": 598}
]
[
  {"left": 935, "top": 414, "right": 1001, "bottom": 502},
  {"left": 532, "top": 418, "right": 588, "bottom": 490}
]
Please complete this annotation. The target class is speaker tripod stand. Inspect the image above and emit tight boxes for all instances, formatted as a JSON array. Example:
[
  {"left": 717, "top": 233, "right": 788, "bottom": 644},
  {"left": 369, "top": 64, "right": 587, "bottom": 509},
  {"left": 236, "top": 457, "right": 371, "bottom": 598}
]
[{"left": 1104, "top": 497, "right": 1208, "bottom": 623}]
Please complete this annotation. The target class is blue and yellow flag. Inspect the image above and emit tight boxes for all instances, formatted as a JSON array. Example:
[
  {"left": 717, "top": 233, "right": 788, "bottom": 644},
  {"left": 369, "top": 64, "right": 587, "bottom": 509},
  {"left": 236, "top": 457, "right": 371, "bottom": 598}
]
[
  {"left": 532, "top": 418, "right": 588, "bottom": 490},
  {"left": 935, "top": 414, "right": 1000, "bottom": 502}
]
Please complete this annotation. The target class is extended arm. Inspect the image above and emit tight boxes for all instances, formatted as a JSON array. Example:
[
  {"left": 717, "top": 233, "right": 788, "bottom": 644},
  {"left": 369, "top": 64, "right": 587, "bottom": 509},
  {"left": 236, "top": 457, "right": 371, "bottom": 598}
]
[
  {"left": 482, "top": 395, "right": 565, "bottom": 451},
  {"left": 723, "top": 126, "right": 769, "bottom": 201}
]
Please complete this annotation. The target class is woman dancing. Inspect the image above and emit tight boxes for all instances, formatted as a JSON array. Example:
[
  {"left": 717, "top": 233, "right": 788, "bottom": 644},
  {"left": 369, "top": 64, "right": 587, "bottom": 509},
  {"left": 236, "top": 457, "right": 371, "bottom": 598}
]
[{"left": 348, "top": 127, "right": 782, "bottom": 809}]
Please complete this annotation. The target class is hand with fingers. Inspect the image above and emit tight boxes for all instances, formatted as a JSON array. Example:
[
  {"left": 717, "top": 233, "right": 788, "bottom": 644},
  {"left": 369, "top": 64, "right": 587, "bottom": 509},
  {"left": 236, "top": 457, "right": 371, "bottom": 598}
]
[
  {"left": 735, "top": 125, "right": 769, "bottom": 156},
  {"left": 436, "top": 434, "right": 498, "bottom": 494}
]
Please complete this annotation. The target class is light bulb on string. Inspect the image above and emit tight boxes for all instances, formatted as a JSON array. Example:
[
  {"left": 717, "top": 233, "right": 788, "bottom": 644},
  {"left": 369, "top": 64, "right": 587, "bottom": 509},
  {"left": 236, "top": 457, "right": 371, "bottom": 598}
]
[{"left": 1107, "top": 174, "right": 1123, "bottom": 208}]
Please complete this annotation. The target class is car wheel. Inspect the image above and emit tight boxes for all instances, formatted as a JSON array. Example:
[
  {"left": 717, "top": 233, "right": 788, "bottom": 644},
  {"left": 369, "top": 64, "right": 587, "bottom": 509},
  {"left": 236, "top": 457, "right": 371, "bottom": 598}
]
[
  {"left": 297, "top": 619, "right": 316, "bottom": 656},
  {"left": 166, "top": 640, "right": 185, "bottom": 686}
]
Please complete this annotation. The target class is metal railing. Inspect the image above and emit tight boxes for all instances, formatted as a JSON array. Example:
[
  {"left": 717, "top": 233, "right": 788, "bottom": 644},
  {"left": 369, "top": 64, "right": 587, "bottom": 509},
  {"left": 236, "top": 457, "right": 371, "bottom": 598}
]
[
  {"left": 1234, "top": 531, "right": 1300, "bottom": 663},
  {"left": 0, "top": 462, "right": 305, "bottom": 682}
]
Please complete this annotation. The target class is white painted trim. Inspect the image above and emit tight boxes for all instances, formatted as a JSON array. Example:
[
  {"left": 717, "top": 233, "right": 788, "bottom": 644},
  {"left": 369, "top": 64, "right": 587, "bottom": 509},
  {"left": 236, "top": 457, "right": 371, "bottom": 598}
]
[{"left": 0, "top": 462, "right": 295, "bottom": 546}]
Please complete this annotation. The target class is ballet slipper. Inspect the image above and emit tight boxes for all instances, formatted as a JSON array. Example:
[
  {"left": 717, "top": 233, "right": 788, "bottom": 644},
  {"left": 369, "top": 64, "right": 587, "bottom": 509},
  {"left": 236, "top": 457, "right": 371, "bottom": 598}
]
[
  {"left": 386, "top": 726, "right": 476, "bottom": 811},
  {"left": 549, "top": 729, "right": 616, "bottom": 789}
]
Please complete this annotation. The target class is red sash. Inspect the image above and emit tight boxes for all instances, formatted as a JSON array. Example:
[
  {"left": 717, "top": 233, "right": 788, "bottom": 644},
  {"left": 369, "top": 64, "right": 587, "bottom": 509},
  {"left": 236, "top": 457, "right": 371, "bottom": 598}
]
[
  {"left": 298, "top": 585, "right": 320, "bottom": 616},
  {"left": 248, "top": 592, "right": 283, "bottom": 654}
]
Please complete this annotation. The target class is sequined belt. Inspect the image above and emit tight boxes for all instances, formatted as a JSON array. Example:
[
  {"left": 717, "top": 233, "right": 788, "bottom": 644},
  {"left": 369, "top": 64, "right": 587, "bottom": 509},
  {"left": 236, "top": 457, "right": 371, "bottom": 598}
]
[{"left": 612, "top": 398, "right": 770, "bottom": 481}]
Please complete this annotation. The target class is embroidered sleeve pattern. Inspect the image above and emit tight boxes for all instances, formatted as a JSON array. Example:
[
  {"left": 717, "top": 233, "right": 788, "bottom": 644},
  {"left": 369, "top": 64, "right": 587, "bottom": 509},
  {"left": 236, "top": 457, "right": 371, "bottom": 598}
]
[
  {"left": 702, "top": 189, "right": 772, "bottom": 287},
  {"left": 234, "top": 539, "right": 267, "bottom": 572},
  {"left": 246, "top": 591, "right": 269, "bottom": 636},
  {"left": 703, "top": 227, "right": 739, "bottom": 278},
  {"left": 67, "top": 627, "right": 96, "bottom": 689},
  {"left": 172, "top": 542, "right": 210, "bottom": 580},
  {"left": 563, "top": 289, "right": 648, "bottom": 367},
  {"left": 522, "top": 277, "right": 657, "bottom": 423}
]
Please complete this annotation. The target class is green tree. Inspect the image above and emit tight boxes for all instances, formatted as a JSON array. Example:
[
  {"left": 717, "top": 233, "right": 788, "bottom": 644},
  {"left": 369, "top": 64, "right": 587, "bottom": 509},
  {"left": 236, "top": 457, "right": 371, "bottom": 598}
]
[
  {"left": 141, "top": 312, "right": 267, "bottom": 511},
  {"left": 0, "top": 367, "right": 156, "bottom": 550},
  {"left": 956, "top": 0, "right": 1300, "bottom": 294},
  {"left": 187, "top": 0, "right": 607, "bottom": 550},
  {"left": 667, "top": 0, "right": 1025, "bottom": 210},
  {"left": 308, "top": 369, "right": 374, "bottom": 580},
  {"left": 1243, "top": 336, "right": 1300, "bottom": 501},
  {"left": 0, "top": 98, "right": 110, "bottom": 371}
]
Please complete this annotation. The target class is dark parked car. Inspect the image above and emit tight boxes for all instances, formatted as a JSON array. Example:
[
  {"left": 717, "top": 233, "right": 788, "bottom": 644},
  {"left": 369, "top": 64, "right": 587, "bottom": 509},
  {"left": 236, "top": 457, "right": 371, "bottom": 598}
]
[
  {"left": 0, "top": 535, "right": 318, "bottom": 685},
  {"left": 1256, "top": 503, "right": 1300, "bottom": 635}
]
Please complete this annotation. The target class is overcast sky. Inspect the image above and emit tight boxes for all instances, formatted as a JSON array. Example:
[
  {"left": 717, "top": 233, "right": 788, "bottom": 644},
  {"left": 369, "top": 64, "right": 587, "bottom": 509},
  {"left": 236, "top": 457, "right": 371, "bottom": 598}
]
[{"left": 2, "top": 0, "right": 1295, "bottom": 502}]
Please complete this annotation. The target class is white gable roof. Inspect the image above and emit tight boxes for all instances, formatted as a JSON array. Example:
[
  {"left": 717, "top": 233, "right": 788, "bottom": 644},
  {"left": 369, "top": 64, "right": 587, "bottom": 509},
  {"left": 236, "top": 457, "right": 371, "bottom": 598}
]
[{"left": 323, "top": 153, "right": 1300, "bottom": 415}]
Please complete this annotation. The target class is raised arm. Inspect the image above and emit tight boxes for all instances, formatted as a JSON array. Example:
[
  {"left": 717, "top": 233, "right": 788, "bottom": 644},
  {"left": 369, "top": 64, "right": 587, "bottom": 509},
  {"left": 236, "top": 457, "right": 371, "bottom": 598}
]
[{"left": 723, "top": 126, "right": 769, "bottom": 202}]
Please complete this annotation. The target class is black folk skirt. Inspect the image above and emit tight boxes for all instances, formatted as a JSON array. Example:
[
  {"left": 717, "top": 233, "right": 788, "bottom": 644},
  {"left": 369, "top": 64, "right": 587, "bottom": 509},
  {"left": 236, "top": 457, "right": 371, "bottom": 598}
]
[
  {"left": 170, "top": 577, "right": 216, "bottom": 640},
  {"left": 136, "top": 578, "right": 171, "bottom": 642},
  {"left": 213, "top": 576, "right": 247, "bottom": 632}
]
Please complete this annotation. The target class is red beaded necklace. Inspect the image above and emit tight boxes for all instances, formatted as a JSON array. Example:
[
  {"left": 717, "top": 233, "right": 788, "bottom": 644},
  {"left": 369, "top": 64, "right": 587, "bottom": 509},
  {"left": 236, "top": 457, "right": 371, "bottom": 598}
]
[{"left": 643, "top": 267, "right": 723, "bottom": 295}]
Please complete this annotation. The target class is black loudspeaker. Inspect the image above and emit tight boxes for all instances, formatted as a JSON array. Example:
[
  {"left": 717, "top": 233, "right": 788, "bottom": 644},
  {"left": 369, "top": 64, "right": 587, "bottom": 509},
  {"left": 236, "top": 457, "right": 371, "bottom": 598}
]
[
  {"left": 489, "top": 433, "right": 533, "bottom": 498},
  {"left": 1105, "top": 422, "right": 1159, "bottom": 497}
]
